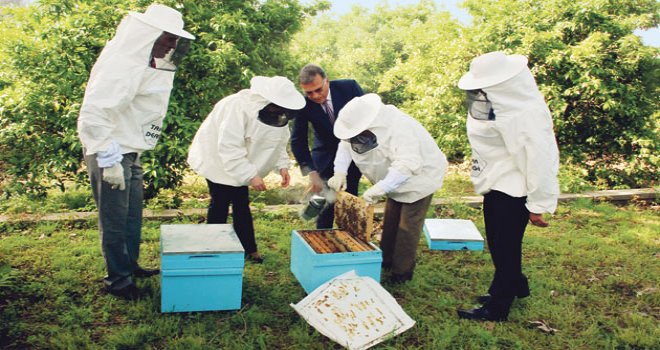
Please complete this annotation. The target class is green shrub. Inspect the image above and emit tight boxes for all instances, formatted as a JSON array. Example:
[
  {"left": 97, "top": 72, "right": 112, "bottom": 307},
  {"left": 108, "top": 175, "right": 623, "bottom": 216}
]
[
  {"left": 0, "top": 0, "right": 325, "bottom": 197},
  {"left": 145, "top": 188, "right": 183, "bottom": 210}
]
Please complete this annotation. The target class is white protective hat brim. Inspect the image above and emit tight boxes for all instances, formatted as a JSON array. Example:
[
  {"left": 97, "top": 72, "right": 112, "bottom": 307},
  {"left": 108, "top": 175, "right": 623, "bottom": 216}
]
[
  {"left": 250, "top": 76, "right": 306, "bottom": 110},
  {"left": 334, "top": 93, "right": 382, "bottom": 140},
  {"left": 458, "top": 52, "right": 527, "bottom": 90},
  {"left": 129, "top": 4, "right": 195, "bottom": 40}
]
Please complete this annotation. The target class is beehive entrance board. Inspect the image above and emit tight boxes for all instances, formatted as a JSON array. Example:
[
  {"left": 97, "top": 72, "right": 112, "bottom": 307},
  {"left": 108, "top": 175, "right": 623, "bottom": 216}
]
[{"left": 298, "top": 192, "right": 375, "bottom": 253}]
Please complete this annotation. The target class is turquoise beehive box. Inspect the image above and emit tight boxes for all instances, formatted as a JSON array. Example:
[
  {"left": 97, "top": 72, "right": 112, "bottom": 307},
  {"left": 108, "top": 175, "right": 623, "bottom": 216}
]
[
  {"left": 423, "top": 219, "right": 484, "bottom": 251},
  {"left": 160, "top": 224, "right": 244, "bottom": 312},
  {"left": 291, "top": 192, "right": 382, "bottom": 294}
]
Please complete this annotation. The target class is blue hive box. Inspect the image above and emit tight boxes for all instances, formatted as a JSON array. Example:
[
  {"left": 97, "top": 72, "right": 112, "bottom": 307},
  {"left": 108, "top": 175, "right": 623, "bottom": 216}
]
[
  {"left": 423, "top": 219, "right": 484, "bottom": 251},
  {"left": 291, "top": 192, "right": 382, "bottom": 294},
  {"left": 160, "top": 224, "right": 244, "bottom": 313}
]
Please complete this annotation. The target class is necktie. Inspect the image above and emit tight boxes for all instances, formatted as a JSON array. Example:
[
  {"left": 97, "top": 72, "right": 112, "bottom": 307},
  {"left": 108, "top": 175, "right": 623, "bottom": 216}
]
[{"left": 323, "top": 101, "right": 335, "bottom": 124}]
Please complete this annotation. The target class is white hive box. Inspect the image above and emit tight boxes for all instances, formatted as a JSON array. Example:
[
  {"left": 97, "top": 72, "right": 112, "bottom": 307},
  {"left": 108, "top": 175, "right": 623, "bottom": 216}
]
[{"left": 423, "top": 219, "right": 484, "bottom": 251}]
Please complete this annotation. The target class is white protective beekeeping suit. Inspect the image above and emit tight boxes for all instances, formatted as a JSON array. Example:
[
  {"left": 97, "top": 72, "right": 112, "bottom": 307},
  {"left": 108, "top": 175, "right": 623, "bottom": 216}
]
[
  {"left": 78, "top": 4, "right": 194, "bottom": 161},
  {"left": 332, "top": 94, "right": 448, "bottom": 203},
  {"left": 459, "top": 52, "right": 560, "bottom": 214},
  {"left": 187, "top": 76, "right": 305, "bottom": 186}
]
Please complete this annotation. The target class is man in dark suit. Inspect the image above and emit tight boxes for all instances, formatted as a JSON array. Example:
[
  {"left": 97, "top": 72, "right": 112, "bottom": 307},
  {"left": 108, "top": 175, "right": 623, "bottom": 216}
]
[{"left": 291, "top": 64, "right": 364, "bottom": 228}]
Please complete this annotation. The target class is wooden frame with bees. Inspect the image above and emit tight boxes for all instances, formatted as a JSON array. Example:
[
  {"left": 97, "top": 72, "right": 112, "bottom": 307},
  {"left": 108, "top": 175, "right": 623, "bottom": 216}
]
[{"left": 290, "top": 192, "right": 382, "bottom": 293}]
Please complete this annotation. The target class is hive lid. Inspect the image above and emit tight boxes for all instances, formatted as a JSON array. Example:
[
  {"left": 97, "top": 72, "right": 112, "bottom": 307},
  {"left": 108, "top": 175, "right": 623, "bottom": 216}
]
[
  {"left": 161, "top": 224, "right": 245, "bottom": 254},
  {"left": 424, "top": 219, "right": 484, "bottom": 242},
  {"left": 334, "top": 191, "right": 374, "bottom": 242},
  {"left": 291, "top": 270, "right": 415, "bottom": 350}
]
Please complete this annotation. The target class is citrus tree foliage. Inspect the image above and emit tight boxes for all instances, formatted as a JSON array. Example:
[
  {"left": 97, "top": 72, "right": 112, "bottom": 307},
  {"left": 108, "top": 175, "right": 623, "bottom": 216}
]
[
  {"left": 0, "top": 0, "right": 318, "bottom": 196},
  {"left": 292, "top": 0, "right": 659, "bottom": 187},
  {"left": 462, "top": 0, "right": 659, "bottom": 187},
  {"left": 375, "top": 8, "right": 470, "bottom": 161},
  {"left": 290, "top": 1, "right": 440, "bottom": 99},
  {"left": 290, "top": 1, "right": 472, "bottom": 160}
]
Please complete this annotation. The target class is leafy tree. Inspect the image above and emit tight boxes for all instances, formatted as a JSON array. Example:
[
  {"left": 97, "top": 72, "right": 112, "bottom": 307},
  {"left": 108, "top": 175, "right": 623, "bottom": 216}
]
[
  {"left": 291, "top": 1, "right": 472, "bottom": 160},
  {"left": 462, "top": 0, "right": 659, "bottom": 187},
  {"left": 292, "top": 0, "right": 659, "bottom": 188},
  {"left": 376, "top": 8, "right": 470, "bottom": 161},
  {"left": 0, "top": 0, "right": 322, "bottom": 196},
  {"left": 290, "top": 0, "right": 439, "bottom": 100}
]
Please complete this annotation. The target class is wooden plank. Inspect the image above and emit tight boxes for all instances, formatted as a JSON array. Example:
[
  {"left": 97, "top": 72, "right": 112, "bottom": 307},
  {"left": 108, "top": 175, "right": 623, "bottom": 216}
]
[{"left": 0, "top": 189, "right": 655, "bottom": 224}]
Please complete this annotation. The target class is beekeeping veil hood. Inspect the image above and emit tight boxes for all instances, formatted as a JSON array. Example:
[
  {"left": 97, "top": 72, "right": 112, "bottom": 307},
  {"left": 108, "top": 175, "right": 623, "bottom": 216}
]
[
  {"left": 458, "top": 51, "right": 560, "bottom": 214},
  {"left": 78, "top": 4, "right": 195, "bottom": 155},
  {"left": 334, "top": 94, "right": 448, "bottom": 203},
  {"left": 99, "top": 4, "right": 195, "bottom": 72},
  {"left": 458, "top": 51, "right": 555, "bottom": 154}
]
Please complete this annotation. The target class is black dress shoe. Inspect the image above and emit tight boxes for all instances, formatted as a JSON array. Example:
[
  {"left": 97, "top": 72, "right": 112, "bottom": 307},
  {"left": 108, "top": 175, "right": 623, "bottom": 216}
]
[
  {"left": 457, "top": 306, "right": 507, "bottom": 322},
  {"left": 107, "top": 283, "right": 142, "bottom": 301},
  {"left": 246, "top": 252, "right": 264, "bottom": 264},
  {"left": 133, "top": 267, "right": 160, "bottom": 278},
  {"left": 478, "top": 291, "right": 530, "bottom": 304},
  {"left": 389, "top": 271, "right": 413, "bottom": 284}
]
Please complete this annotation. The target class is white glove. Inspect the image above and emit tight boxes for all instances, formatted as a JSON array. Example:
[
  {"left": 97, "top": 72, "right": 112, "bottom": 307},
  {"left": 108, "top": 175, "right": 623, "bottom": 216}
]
[
  {"left": 96, "top": 140, "right": 123, "bottom": 168},
  {"left": 363, "top": 184, "right": 386, "bottom": 204},
  {"left": 327, "top": 172, "right": 347, "bottom": 192},
  {"left": 102, "top": 163, "right": 125, "bottom": 190}
]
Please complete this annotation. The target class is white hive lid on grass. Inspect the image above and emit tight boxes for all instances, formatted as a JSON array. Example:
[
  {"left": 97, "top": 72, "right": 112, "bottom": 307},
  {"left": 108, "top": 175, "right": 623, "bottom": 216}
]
[
  {"left": 424, "top": 219, "right": 484, "bottom": 242},
  {"left": 291, "top": 270, "right": 415, "bottom": 350}
]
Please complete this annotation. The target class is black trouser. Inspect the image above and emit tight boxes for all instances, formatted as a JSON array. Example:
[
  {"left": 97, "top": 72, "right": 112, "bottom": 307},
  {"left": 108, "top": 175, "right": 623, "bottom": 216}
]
[
  {"left": 316, "top": 162, "right": 361, "bottom": 229},
  {"left": 206, "top": 180, "right": 257, "bottom": 254},
  {"left": 483, "top": 190, "right": 530, "bottom": 315}
]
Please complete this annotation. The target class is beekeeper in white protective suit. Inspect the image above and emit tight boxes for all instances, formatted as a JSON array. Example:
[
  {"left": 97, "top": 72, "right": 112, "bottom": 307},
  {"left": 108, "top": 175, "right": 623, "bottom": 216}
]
[
  {"left": 455, "top": 51, "right": 559, "bottom": 322},
  {"left": 187, "top": 76, "right": 305, "bottom": 264},
  {"left": 77, "top": 4, "right": 194, "bottom": 300},
  {"left": 327, "top": 93, "right": 448, "bottom": 283}
]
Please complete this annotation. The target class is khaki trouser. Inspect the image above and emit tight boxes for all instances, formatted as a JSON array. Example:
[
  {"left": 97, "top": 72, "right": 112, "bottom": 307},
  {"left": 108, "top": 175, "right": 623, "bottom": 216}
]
[{"left": 380, "top": 194, "right": 433, "bottom": 275}]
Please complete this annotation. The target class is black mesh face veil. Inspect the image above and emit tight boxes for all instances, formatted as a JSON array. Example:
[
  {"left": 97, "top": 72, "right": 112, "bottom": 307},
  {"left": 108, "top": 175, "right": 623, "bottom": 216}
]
[
  {"left": 466, "top": 89, "right": 496, "bottom": 121},
  {"left": 150, "top": 32, "right": 190, "bottom": 71},
  {"left": 350, "top": 130, "right": 378, "bottom": 154},
  {"left": 257, "top": 103, "right": 295, "bottom": 127}
]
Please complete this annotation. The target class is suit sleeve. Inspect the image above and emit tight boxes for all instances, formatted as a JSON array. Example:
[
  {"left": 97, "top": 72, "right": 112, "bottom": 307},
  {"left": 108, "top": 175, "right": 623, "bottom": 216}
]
[
  {"left": 290, "top": 108, "right": 316, "bottom": 175},
  {"left": 352, "top": 80, "right": 365, "bottom": 97}
]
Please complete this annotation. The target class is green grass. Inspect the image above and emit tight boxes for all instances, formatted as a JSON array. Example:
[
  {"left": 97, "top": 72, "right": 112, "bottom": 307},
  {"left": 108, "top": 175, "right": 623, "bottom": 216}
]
[{"left": 1, "top": 199, "right": 658, "bottom": 349}]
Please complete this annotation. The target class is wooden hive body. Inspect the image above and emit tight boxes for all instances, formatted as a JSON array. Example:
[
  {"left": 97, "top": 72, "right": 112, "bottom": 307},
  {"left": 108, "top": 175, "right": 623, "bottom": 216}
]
[
  {"left": 290, "top": 192, "right": 382, "bottom": 293},
  {"left": 298, "top": 191, "right": 375, "bottom": 254}
]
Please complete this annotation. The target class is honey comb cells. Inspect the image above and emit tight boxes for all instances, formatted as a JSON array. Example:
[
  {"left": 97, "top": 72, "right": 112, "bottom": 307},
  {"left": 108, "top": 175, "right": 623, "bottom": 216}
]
[{"left": 299, "top": 192, "right": 375, "bottom": 254}]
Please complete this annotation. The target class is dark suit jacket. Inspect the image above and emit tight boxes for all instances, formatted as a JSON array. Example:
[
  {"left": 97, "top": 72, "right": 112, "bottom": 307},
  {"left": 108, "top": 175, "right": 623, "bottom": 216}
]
[{"left": 291, "top": 79, "right": 364, "bottom": 179}]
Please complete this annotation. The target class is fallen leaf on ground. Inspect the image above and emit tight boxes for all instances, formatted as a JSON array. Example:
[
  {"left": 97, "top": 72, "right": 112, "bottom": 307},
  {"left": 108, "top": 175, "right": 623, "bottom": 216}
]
[
  {"left": 528, "top": 320, "right": 558, "bottom": 334},
  {"left": 636, "top": 287, "right": 658, "bottom": 297}
]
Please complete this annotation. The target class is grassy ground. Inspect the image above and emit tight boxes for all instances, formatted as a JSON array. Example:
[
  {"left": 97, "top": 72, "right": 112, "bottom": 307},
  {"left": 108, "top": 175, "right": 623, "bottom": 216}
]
[{"left": 1, "top": 197, "right": 658, "bottom": 349}]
